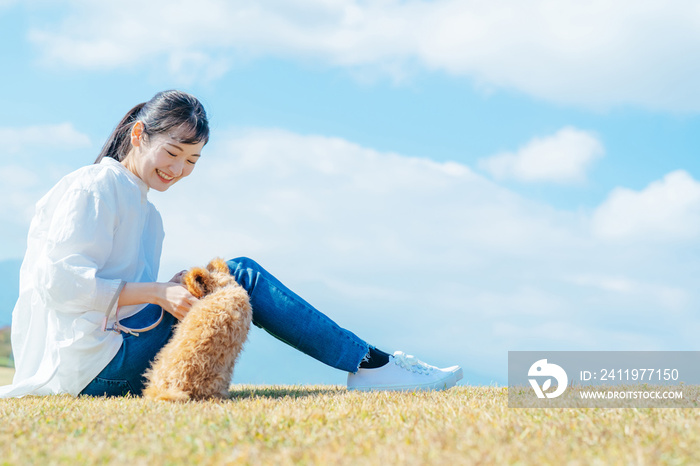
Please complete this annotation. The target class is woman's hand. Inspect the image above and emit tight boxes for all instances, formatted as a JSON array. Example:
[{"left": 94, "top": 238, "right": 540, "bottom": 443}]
[
  {"left": 156, "top": 283, "right": 199, "bottom": 320},
  {"left": 118, "top": 281, "right": 198, "bottom": 321}
]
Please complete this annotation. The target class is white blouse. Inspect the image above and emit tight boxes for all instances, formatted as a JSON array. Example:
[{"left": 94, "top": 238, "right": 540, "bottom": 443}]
[{"left": 0, "top": 157, "right": 164, "bottom": 397}]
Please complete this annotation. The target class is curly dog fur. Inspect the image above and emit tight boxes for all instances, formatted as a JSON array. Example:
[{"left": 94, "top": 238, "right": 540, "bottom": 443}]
[{"left": 143, "top": 258, "right": 252, "bottom": 401}]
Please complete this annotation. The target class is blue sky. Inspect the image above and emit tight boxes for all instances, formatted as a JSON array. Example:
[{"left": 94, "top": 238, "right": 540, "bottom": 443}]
[{"left": 1, "top": 1, "right": 698, "bottom": 386}]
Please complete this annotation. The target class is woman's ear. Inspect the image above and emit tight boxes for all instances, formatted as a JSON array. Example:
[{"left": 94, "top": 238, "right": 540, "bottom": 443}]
[
  {"left": 184, "top": 267, "right": 209, "bottom": 298},
  {"left": 207, "top": 257, "right": 230, "bottom": 274},
  {"left": 130, "top": 121, "right": 144, "bottom": 147}
]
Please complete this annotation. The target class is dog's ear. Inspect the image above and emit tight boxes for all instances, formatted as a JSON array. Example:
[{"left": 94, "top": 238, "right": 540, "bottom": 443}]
[
  {"left": 184, "top": 267, "right": 209, "bottom": 298},
  {"left": 207, "top": 257, "right": 230, "bottom": 275}
]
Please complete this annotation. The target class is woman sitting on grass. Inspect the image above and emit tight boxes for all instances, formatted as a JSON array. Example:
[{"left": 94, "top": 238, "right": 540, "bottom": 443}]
[{"left": 0, "top": 90, "right": 462, "bottom": 398}]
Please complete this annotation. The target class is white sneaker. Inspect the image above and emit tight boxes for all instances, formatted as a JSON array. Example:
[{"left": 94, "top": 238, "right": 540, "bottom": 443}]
[{"left": 347, "top": 351, "right": 463, "bottom": 392}]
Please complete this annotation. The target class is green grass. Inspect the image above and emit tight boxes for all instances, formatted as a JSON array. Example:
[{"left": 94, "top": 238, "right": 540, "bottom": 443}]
[
  {"left": 2, "top": 383, "right": 700, "bottom": 465},
  {"left": 0, "top": 326, "right": 12, "bottom": 368}
]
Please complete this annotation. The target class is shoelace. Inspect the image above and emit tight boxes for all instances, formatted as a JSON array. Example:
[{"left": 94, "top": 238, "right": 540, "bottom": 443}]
[{"left": 393, "top": 351, "right": 436, "bottom": 376}]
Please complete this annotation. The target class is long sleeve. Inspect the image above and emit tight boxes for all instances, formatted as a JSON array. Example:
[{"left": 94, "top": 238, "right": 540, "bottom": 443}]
[
  {"left": 1, "top": 157, "right": 164, "bottom": 397},
  {"left": 37, "top": 188, "right": 123, "bottom": 315}
]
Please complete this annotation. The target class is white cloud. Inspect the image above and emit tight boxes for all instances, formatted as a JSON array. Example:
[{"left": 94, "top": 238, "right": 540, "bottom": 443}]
[
  {"left": 0, "top": 123, "right": 91, "bottom": 154},
  {"left": 477, "top": 127, "right": 604, "bottom": 184},
  {"left": 0, "top": 165, "right": 39, "bottom": 189},
  {"left": 566, "top": 274, "right": 689, "bottom": 311},
  {"left": 0, "top": 123, "right": 92, "bottom": 262},
  {"left": 592, "top": 170, "right": 700, "bottom": 241},
  {"left": 25, "top": 0, "right": 700, "bottom": 110},
  {"left": 140, "top": 127, "right": 699, "bottom": 383},
  {"left": 491, "top": 322, "right": 665, "bottom": 352},
  {"left": 153, "top": 127, "right": 577, "bottom": 272},
  {"left": 0, "top": 166, "right": 41, "bottom": 223}
]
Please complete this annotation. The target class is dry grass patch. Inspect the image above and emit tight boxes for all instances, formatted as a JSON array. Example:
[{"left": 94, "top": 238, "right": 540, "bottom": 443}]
[
  {"left": 1, "top": 385, "right": 699, "bottom": 465},
  {"left": 0, "top": 367, "right": 13, "bottom": 386}
]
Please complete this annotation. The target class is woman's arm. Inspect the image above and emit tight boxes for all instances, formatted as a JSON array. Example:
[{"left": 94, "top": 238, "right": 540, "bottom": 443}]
[
  {"left": 118, "top": 280, "right": 198, "bottom": 321},
  {"left": 39, "top": 186, "right": 197, "bottom": 320}
]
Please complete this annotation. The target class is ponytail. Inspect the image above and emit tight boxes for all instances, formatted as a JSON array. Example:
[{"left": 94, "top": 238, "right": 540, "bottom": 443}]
[
  {"left": 94, "top": 90, "right": 209, "bottom": 164},
  {"left": 94, "top": 103, "right": 146, "bottom": 163}
]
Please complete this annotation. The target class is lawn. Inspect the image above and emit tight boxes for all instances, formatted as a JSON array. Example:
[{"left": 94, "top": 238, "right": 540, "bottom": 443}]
[{"left": 1, "top": 381, "right": 699, "bottom": 465}]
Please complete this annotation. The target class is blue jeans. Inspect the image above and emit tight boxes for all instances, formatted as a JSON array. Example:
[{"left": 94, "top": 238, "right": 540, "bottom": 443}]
[{"left": 80, "top": 257, "right": 370, "bottom": 397}]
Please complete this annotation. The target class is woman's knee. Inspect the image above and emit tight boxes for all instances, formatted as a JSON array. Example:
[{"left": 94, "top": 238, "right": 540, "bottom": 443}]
[
  {"left": 228, "top": 256, "right": 261, "bottom": 274},
  {"left": 227, "top": 256, "right": 266, "bottom": 293}
]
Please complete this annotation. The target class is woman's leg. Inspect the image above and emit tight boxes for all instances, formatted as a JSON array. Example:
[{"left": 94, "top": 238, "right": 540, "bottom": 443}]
[
  {"left": 227, "top": 257, "right": 464, "bottom": 392},
  {"left": 227, "top": 257, "right": 370, "bottom": 373},
  {"left": 82, "top": 257, "right": 463, "bottom": 396}
]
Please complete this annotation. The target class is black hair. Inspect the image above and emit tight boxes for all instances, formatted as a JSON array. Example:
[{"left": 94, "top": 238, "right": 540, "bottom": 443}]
[{"left": 95, "top": 90, "right": 209, "bottom": 163}]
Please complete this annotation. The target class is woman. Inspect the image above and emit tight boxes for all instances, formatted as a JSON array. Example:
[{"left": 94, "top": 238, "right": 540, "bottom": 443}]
[{"left": 0, "top": 90, "right": 462, "bottom": 398}]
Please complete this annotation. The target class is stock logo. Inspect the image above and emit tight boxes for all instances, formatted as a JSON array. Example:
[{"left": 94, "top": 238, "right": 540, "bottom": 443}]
[{"left": 528, "top": 359, "right": 568, "bottom": 398}]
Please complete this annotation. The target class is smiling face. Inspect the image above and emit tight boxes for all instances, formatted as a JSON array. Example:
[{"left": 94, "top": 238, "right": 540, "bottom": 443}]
[{"left": 122, "top": 121, "right": 205, "bottom": 192}]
